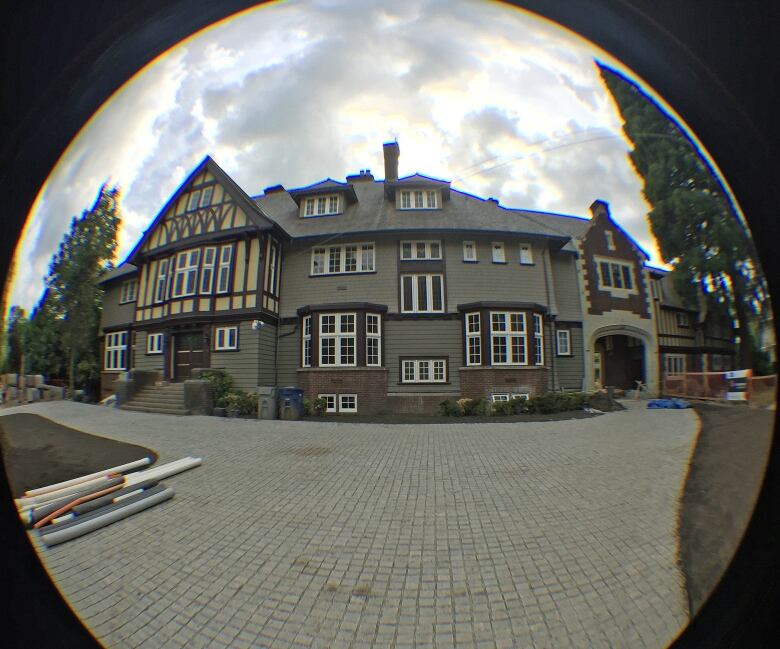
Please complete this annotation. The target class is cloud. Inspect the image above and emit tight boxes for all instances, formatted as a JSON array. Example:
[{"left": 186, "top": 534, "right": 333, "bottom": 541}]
[{"left": 8, "top": 0, "right": 673, "bottom": 311}]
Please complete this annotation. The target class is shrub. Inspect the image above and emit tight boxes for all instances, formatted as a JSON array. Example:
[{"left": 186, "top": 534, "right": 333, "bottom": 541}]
[
  {"left": 527, "top": 391, "right": 589, "bottom": 414},
  {"left": 312, "top": 397, "right": 328, "bottom": 416},
  {"left": 510, "top": 396, "right": 532, "bottom": 414},
  {"left": 198, "top": 369, "right": 234, "bottom": 408},
  {"left": 491, "top": 400, "right": 514, "bottom": 416},
  {"left": 222, "top": 390, "right": 258, "bottom": 416},
  {"left": 303, "top": 398, "right": 311, "bottom": 417},
  {"left": 438, "top": 398, "right": 463, "bottom": 417},
  {"left": 461, "top": 397, "right": 488, "bottom": 416}
]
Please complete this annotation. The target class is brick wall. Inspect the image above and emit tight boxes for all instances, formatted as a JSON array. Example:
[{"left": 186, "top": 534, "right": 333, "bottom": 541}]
[
  {"left": 459, "top": 367, "right": 549, "bottom": 400},
  {"left": 296, "top": 368, "right": 388, "bottom": 414}
]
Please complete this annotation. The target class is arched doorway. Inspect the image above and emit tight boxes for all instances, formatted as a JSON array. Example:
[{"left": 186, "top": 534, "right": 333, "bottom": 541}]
[{"left": 588, "top": 325, "right": 657, "bottom": 394}]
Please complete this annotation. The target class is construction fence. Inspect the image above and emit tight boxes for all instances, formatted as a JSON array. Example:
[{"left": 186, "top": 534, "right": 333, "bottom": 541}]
[{"left": 662, "top": 371, "right": 777, "bottom": 406}]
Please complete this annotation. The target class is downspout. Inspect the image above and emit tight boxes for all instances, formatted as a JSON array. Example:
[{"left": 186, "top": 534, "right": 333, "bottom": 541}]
[{"left": 542, "top": 244, "right": 557, "bottom": 391}]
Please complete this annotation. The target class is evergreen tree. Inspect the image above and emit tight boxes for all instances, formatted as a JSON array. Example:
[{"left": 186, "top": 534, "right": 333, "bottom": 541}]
[
  {"left": 2, "top": 306, "right": 28, "bottom": 375},
  {"left": 25, "top": 291, "right": 67, "bottom": 380},
  {"left": 599, "top": 64, "right": 766, "bottom": 369},
  {"left": 44, "top": 184, "right": 121, "bottom": 395}
]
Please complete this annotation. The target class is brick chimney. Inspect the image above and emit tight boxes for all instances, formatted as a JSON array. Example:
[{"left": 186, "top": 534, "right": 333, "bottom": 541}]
[{"left": 383, "top": 141, "right": 399, "bottom": 182}]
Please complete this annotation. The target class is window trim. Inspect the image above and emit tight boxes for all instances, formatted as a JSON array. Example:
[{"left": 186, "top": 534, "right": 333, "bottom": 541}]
[
  {"left": 200, "top": 247, "right": 217, "bottom": 294},
  {"left": 318, "top": 394, "right": 337, "bottom": 413},
  {"left": 491, "top": 242, "right": 506, "bottom": 264},
  {"left": 665, "top": 353, "right": 686, "bottom": 375},
  {"left": 338, "top": 394, "right": 358, "bottom": 413},
  {"left": 154, "top": 258, "right": 170, "bottom": 303},
  {"left": 400, "top": 358, "right": 448, "bottom": 384},
  {"left": 397, "top": 189, "right": 440, "bottom": 210},
  {"left": 216, "top": 244, "right": 233, "bottom": 294},
  {"left": 311, "top": 243, "right": 375, "bottom": 276},
  {"left": 172, "top": 249, "right": 201, "bottom": 298},
  {"left": 319, "top": 312, "right": 356, "bottom": 367},
  {"left": 400, "top": 240, "right": 442, "bottom": 261},
  {"left": 119, "top": 279, "right": 138, "bottom": 304},
  {"left": 490, "top": 311, "right": 528, "bottom": 366},
  {"left": 302, "top": 193, "right": 341, "bottom": 218},
  {"left": 533, "top": 313, "right": 544, "bottom": 366},
  {"left": 462, "top": 241, "right": 477, "bottom": 263},
  {"left": 199, "top": 186, "right": 214, "bottom": 208},
  {"left": 556, "top": 329, "right": 571, "bottom": 356},
  {"left": 466, "top": 312, "right": 482, "bottom": 366},
  {"left": 302, "top": 315, "right": 312, "bottom": 368},
  {"left": 146, "top": 332, "right": 164, "bottom": 355},
  {"left": 595, "top": 256, "right": 637, "bottom": 296},
  {"left": 104, "top": 331, "right": 128, "bottom": 371},
  {"left": 214, "top": 325, "right": 239, "bottom": 351},
  {"left": 400, "top": 273, "right": 444, "bottom": 313},
  {"left": 518, "top": 243, "right": 534, "bottom": 265},
  {"left": 366, "top": 314, "right": 382, "bottom": 367}
]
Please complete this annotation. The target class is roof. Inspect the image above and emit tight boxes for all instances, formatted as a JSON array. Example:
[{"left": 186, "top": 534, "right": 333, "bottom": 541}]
[
  {"left": 98, "top": 263, "right": 137, "bottom": 285},
  {"left": 255, "top": 180, "right": 590, "bottom": 249}
]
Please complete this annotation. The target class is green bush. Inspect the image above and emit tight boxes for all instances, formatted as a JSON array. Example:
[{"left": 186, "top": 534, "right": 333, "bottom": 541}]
[
  {"left": 199, "top": 369, "right": 234, "bottom": 408},
  {"left": 526, "top": 391, "right": 589, "bottom": 414},
  {"left": 510, "top": 396, "right": 532, "bottom": 414},
  {"left": 303, "top": 398, "right": 311, "bottom": 417},
  {"left": 461, "top": 397, "right": 488, "bottom": 416},
  {"left": 491, "top": 400, "right": 514, "bottom": 416},
  {"left": 222, "top": 390, "right": 258, "bottom": 416},
  {"left": 312, "top": 397, "right": 328, "bottom": 416},
  {"left": 438, "top": 398, "right": 463, "bottom": 417}
]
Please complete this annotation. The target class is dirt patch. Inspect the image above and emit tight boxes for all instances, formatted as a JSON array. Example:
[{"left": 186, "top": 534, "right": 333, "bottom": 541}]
[
  {"left": 678, "top": 402, "right": 775, "bottom": 616},
  {"left": 0, "top": 413, "right": 158, "bottom": 498}
]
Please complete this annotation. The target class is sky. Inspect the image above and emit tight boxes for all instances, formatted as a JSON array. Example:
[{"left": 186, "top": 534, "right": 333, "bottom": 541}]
[{"left": 7, "top": 0, "right": 677, "bottom": 313}]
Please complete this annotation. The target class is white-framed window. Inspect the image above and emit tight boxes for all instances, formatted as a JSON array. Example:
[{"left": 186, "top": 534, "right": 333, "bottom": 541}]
[
  {"left": 400, "top": 240, "right": 442, "bottom": 260},
  {"left": 311, "top": 243, "right": 374, "bottom": 275},
  {"left": 597, "top": 259, "right": 634, "bottom": 291},
  {"left": 463, "top": 241, "right": 477, "bottom": 262},
  {"left": 533, "top": 314, "right": 544, "bottom": 366},
  {"left": 154, "top": 259, "right": 169, "bottom": 303},
  {"left": 400, "top": 274, "right": 444, "bottom": 313},
  {"left": 339, "top": 394, "right": 357, "bottom": 413},
  {"left": 492, "top": 242, "right": 505, "bottom": 263},
  {"left": 490, "top": 311, "right": 527, "bottom": 365},
  {"left": 199, "top": 186, "right": 213, "bottom": 208},
  {"left": 665, "top": 354, "right": 686, "bottom": 375},
  {"left": 173, "top": 249, "right": 201, "bottom": 298},
  {"left": 187, "top": 190, "right": 201, "bottom": 212},
  {"left": 119, "top": 279, "right": 138, "bottom": 304},
  {"left": 104, "top": 331, "right": 128, "bottom": 370},
  {"left": 303, "top": 194, "right": 340, "bottom": 217},
  {"left": 267, "top": 243, "right": 279, "bottom": 295},
  {"left": 398, "top": 189, "right": 439, "bottom": 210},
  {"left": 491, "top": 393, "right": 510, "bottom": 402},
  {"left": 556, "top": 330, "right": 571, "bottom": 356},
  {"left": 302, "top": 315, "right": 312, "bottom": 367},
  {"left": 519, "top": 244, "right": 533, "bottom": 265},
  {"left": 200, "top": 247, "right": 216, "bottom": 294},
  {"left": 147, "top": 333, "right": 163, "bottom": 355},
  {"left": 318, "top": 394, "right": 337, "bottom": 413},
  {"left": 319, "top": 313, "right": 356, "bottom": 366},
  {"left": 605, "top": 230, "right": 616, "bottom": 251},
  {"left": 366, "top": 314, "right": 381, "bottom": 366},
  {"left": 676, "top": 312, "right": 690, "bottom": 327},
  {"left": 466, "top": 312, "right": 482, "bottom": 366},
  {"left": 401, "top": 359, "right": 447, "bottom": 383},
  {"left": 216, "top": 245, "right": 233, "bottom": 294},
  {"left": 215, "top": 325, "right": 238, "bottom": 351}
]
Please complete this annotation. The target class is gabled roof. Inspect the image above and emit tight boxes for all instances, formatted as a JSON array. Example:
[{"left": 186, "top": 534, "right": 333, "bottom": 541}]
[
  {"left": 255, "top": 179, "right": 587, "bottom": 249},
  {"left": 582, "top": 199, "right": 651, "bottom": 260},
  {"left": 125, "top": 155, "right": 288, "bottom": 264},
  {"left": 287, "top": 178, "right": 358, "bottom": 205},
  {"left": 98, "top": 263, "right": 137, "bottom": 285},
  {"left": 384, "top": 173, "right": 452, "bottom": 201}
]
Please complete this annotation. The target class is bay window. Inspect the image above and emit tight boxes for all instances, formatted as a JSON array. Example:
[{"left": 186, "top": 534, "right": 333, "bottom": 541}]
[{"left": 173, "top": 249, "right": 201, "bottom": 297}]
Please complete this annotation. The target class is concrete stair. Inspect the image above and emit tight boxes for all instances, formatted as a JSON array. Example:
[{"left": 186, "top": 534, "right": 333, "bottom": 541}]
[{"left": 120, "top": 382, "right": 190, "bottom": 415}]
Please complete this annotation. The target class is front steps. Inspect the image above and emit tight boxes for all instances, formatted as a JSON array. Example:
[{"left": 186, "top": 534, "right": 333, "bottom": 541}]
[{"left": 120, "top": 382, "right": 190, "bottom": 415}]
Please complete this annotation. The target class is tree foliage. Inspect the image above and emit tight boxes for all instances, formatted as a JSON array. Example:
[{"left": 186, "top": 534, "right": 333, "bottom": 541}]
[
  {"left": 599, "top": 64, "right": 767, "bottom": 368},
  {"left": 2, "top": 184, "right": 121, "bottom": 395},
  {"left": 2, "top": 306, "right": 28, "bottom": 374}
]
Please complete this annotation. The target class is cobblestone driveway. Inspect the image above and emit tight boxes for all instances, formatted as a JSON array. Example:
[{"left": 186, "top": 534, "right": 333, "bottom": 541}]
[{"left": 6, "top": 401, "right": 698, "bottom": 648}]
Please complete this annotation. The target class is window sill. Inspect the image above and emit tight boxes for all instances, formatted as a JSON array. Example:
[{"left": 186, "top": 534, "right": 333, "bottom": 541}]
[
  {"left": 492, "top": 261, "right": 507, "bottom": 264},
  {"left": 462, "top": 259, "right": 479, "bottom": 264},
  {"left": 214, "top": 348, "right": 240, "bottom": 352},
  {"left": 145, "top": 352, "right": 163, "bottom": 356},
  {"left": 309, "top": 271, "right": 377, "bottom": 278},
  {"left": 297, "top": 366, "right": 387, "bottom": 372},
  {"left": 398, "top": 382, "right": 451, "bottom": 386},
  {"left": 519, "top": 262, "right": 535, "bottom": 266}
]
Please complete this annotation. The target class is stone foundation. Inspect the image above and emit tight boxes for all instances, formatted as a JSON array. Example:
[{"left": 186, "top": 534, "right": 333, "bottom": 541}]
[{"left": 296, "top": 368, "right": 388, "bottom": 414}]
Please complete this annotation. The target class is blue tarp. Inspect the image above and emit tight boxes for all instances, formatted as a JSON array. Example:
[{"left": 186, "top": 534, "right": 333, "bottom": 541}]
[{"left": 647, "top": 398, "right": 692, "bottom": 409}]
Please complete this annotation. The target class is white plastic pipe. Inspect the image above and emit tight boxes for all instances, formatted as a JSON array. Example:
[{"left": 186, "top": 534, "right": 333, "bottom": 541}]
[
  {"left": 16, "top": 474, "right": 126, "bottom": 509},
  {"left": 124, "top": 457, "right": 202, "bottom": 486},
  {"left": 23, "top": 457, "right": 152, "bottom": 497},
  {"left": 40, "top": 486, "right": 175, "bottom": 547}
]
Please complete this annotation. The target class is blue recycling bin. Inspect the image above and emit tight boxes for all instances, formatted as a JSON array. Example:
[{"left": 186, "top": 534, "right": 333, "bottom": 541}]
[{"left": 277, "top": 387, "right": 304, "bottom": 420}]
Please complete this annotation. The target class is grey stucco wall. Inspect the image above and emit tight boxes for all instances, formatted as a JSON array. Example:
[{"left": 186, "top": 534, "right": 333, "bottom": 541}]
[
  {"left": 101, "top": 282, "right": 136, "bottom": 329},
  {"left": 550, "top": 253, "right": 583, "bottom": 321},
  {"left": 133, "top": 330, "right": 165, "bottom": 374},
  {"left": 552, "top": 325, "right": 585, "bottom": 391},
  {"left": 210, "top": 320, "right": 277, "bottom": 391}
]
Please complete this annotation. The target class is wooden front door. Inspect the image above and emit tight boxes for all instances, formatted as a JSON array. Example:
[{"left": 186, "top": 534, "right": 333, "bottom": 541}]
[{"left": 174, "top": 331, "right": 205, "bottom": 381}]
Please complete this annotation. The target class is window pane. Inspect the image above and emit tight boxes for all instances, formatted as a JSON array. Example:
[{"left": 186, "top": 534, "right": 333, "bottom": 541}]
[
  {"left": 622, "top": 265, "right": 633, "bottom": 289},
  {"left": 467, "top": 313, "right": 480, "bottom": 333},
  {"left": 329, "top": 195, "right": 339, "bottom": 213},
  {"left": 417, "top": 275, "right": 428, "bottom": 310},
  {"left": 188, "top": 190, "right": 200, "bottom": 211},
  {"left": 305, "top": 199, "right": 315, "bottom": 216},
  {"left": 200, "top": 186, "right": 213, "bottom": 207},
  {"left": 414, "top": 191, "right": 424, "bottom": 208},
  {"left": 361, "top": 245, "right": 374, "bottom": 271},
  {"left": 433, "top": 361, "right": 445, "bottom": 381},
  {"left": 600, "top": 262, "right": 612, "bottom": 287},
  {"left": 401, "top": 192, "right": 411, "bottom": 209},
  {"left": 340, "top": 314, "right": 355, "bottom": 332},
  {"left": 402, "top": 276, "right": 413, "bottom": 311},
  {"left": 321, "top": 315, "right": 335, "bottom": 333},
  {"left": 427, "top": 191, "right": 437, "bottom": 208},
  {"left": 402, "top": 242, "right": 412, "bottom": 259},
  {"left": 317, "top": 197, "right": 327, "bottom": 214},
  {"left": 329, "top": 248, "right": 340, "bottom": 273},
  {"left": 430, "top": 242, "right": 441, "bottom": 259},
  {"left": 344, "top": 246, "right": 357, "bottom": 272},
  {"left": 418, "top": 361, "right": 430, "bottom": 382},
  {"left": 491, "top": 313, "right": 506, "bottom": 332},
  {"left": 321, "top": 339, "right": 335, "bottom": 364},
  {"left": 431, "top": 275, "right": 443, "bottom": 311},
  {"left": 416, "top": 242, "right": 426, "bottom": 259},
  {"left": 340, "top": 337, "right": 354, "bottom": 364},
  {"left": 403, "top": 361, "right": 415, "bottom": 382},
  {"left": 611, "top": 264, "right": 623, "bottom": 288},
  {"left": 493, "top": 337, "right": 507, "bottom": 363},
  {"left": 468, "top": 337, "right": 481, "bottom": 364}
]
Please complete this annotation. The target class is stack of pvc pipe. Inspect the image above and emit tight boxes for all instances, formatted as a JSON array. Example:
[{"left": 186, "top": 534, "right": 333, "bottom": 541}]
[{"left": 17, "top": 457, "right": 201, "bottom": 547}]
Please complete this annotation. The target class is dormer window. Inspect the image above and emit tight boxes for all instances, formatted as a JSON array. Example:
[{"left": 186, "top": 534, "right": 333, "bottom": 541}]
[
  {"left": 303, "top": 194, "right": 341, "bottom": 217},
  {"left": 187, "top": 190, "right": 201, "bottom": 212},
  {"left": 200, "top": 186, "right": 213, "bottom": 207},
  {"left": 398, "top": 189, "right": 439, "bottom": 210},
  {"left": 119, "top": 279, "right": 138, "bottom": 304}
]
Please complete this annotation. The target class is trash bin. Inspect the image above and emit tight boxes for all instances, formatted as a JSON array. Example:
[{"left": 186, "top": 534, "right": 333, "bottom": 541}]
[
  {"left": 257, "top": 386, "right": 278, "bottom": 420},
  {"left": 277, "top": 387, "right": 304, "bottom": 420}
]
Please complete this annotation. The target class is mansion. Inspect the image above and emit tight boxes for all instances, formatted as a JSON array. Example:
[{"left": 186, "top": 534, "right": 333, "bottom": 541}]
[{"left": 99, "top": 143, "right": 734, "bottom": 413}]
